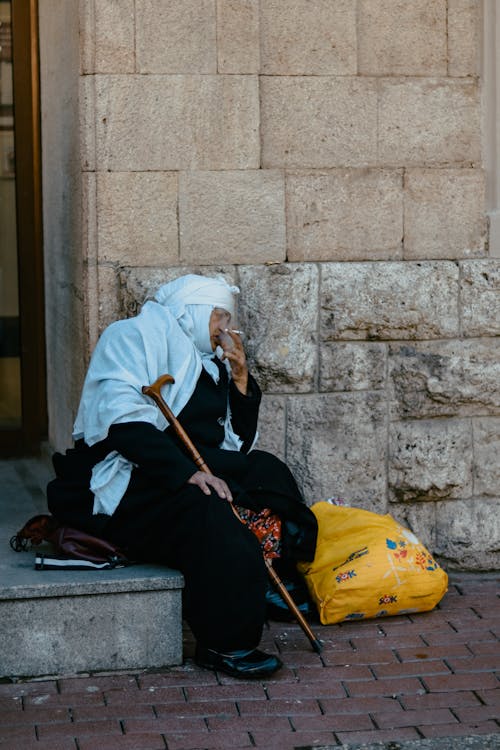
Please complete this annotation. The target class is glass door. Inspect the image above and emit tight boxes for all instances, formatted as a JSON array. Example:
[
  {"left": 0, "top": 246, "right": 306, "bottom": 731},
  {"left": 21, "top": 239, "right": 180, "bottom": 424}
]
[{"left": 0, "top": 0, "right": 45, "bottom": 455}]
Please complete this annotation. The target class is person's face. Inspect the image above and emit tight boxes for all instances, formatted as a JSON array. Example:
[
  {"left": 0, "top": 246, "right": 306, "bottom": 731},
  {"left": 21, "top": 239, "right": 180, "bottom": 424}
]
[{"left": 209, "top": 307, "right": 232, "bottom": 351}]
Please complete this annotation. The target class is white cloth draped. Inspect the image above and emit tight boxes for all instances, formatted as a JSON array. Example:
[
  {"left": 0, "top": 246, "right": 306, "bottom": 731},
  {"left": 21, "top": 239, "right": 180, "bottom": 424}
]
[{"left": 72, "top": 275, "right": 245, "bottom": 516}]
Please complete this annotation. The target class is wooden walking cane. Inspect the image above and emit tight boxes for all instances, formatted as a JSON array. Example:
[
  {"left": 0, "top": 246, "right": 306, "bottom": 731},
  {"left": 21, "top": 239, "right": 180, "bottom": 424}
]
[{"left": 142, "top": 373, "right": 322, "bottom": 654}]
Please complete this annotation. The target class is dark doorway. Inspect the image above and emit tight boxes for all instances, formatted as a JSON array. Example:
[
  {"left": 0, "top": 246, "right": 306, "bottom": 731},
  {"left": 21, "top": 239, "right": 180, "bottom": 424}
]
[{"left": 0, "top": 0, "right": 46, "bottom": 455}]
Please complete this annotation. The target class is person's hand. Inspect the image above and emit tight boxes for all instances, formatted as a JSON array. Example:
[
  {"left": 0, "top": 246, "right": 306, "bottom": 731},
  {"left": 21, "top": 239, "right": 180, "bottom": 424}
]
[
  {"left": 187, "top": 471, "right": 233, "bottom": 502},
  {"left": 217, "top": 329, "right": 249, "bottom": 395}
]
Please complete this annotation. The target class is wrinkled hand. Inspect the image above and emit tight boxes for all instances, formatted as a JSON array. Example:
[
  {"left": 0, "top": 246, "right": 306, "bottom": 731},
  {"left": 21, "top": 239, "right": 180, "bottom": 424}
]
[
  {"left": 217, "top": 329, "right": 248, "bottom": 394},
  {"left": 188, "top": 471, "right": 233, "bottom": 502}
]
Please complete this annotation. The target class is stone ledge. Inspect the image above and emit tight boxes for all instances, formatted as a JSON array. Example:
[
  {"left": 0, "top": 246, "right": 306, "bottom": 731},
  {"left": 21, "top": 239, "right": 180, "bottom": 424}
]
[
  {"left": 1, "top": 554, "right": 184, "bottom": 677},
  {"left": 1, "top": 557, "right": 184, "bottom": 600},
  {"left": 1, "top": 459, "right": 184, "bottom": 677}
]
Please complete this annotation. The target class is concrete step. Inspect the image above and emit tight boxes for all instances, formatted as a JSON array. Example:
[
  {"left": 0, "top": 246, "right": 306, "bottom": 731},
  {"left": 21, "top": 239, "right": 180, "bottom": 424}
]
[{"left": 0, "top": 458, "right": 184, "bottom": 678}]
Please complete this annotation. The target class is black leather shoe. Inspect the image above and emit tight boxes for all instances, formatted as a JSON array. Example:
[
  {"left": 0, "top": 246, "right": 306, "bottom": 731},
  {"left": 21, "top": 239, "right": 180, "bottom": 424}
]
[{"left": 195, "top": 645, "right": 282, "bottom": 678}]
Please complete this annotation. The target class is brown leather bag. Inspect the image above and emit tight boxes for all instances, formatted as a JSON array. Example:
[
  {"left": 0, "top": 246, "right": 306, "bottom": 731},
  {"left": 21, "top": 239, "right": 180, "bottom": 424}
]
[{"left": 10, "top": 514, "right": 130, "bottom": 567}]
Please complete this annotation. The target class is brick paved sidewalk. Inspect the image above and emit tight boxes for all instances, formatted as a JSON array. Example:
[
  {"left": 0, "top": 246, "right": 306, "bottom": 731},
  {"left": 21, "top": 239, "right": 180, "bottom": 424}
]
[{"left": 0, "top": 573, "right": 498, "bottom": 750}]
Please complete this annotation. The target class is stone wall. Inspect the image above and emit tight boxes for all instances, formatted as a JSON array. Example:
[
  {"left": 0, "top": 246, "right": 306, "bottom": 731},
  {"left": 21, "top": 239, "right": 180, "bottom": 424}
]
[
  {"left": 39, "top": 0, "right": 86, "bottom": 453},
  {"left": 75, "top": 0, "right": 499, "bottom": 569}
]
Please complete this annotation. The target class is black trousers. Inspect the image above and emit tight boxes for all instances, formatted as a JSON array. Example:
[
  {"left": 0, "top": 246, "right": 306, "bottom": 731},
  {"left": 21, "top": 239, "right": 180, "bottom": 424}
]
[
  {"left": 106, "top": 478, "right": 268, "bottom": 651},
  {"left": 48, "top": 449, "right": 317, "bottom": 652}
]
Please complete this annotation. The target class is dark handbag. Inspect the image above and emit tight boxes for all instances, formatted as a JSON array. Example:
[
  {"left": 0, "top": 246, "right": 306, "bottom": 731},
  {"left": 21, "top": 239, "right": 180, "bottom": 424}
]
[{"left": 10, "top": 514, "right": 131, "bottom": 569}]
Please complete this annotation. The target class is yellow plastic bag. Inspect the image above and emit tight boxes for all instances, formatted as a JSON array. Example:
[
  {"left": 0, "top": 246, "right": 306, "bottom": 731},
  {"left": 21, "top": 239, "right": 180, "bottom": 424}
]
[{"left": 297, "top": 502, "right": 448, "bottom": 625}]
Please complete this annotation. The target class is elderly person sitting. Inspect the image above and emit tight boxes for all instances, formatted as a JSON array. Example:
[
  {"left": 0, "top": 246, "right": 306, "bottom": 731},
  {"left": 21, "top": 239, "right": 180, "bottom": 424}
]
[{"left": 47, "top": 274, "right": 317, "bottom": 678}]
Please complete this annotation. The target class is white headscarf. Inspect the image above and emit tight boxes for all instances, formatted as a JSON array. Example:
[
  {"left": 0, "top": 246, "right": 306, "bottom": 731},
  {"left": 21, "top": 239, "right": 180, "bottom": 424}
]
[
  {"left": 154, "top": 273, "right": 237, "bottom": 317},
  {"left": 72, "top": 274, "right": 242, "bottom": 516},
  {"left": 155, "top": 274, "right": 237, "bottom": 382}
]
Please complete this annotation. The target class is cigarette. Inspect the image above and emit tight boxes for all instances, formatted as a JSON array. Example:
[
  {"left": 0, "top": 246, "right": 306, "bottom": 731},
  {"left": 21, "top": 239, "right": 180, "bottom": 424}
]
[{"left": 224, "top": 328, "right": 244, "bottom": 335}]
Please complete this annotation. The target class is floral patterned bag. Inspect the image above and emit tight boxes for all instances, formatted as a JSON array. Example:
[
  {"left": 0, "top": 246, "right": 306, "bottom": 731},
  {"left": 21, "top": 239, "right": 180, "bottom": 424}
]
[
  {"left": 297, "top": 502, "right": 448, "bottom": 625},
  {"left": 236, "top": 506, "right": 282, "bottom": 560}
]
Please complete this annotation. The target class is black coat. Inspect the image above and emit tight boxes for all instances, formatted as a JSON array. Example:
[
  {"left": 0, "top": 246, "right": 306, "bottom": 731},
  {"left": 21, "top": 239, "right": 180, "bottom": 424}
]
[{"left": 48, "top": 360, "right": 317, "bottom": 651}]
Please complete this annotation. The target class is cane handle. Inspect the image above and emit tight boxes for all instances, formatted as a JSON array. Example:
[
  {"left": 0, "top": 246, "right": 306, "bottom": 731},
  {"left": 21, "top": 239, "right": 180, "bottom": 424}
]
[{"left": 142, "top": 374, "right": 211, "bottom": 474}]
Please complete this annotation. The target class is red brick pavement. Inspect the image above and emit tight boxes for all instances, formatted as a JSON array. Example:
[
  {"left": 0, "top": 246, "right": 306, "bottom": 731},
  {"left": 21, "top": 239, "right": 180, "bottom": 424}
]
[{"left": 0, "top": 574, "right": 498, "bottom": 749}]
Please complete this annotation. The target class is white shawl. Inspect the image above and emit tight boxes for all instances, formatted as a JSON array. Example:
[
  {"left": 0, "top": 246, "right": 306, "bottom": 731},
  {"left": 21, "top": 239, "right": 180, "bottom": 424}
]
[{"left": 72, "top": 275, "right": 243, "bottom": 516}]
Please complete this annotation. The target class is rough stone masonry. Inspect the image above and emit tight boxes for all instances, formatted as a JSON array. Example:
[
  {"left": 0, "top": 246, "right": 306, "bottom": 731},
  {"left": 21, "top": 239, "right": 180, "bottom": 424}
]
[{"left": 45, "top": 1, "right": 498, "bottom": 569}]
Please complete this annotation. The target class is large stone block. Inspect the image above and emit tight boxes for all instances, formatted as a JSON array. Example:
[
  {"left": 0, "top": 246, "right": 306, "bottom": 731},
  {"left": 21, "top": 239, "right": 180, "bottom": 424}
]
[
  {"left": 388, "top": 339, "right": 500, "bottom": 420},
  {"left": 434, "top": 498, "right": 500, "bottom": 569},
  {"left": 286, "top": 393, "right": 388, "bottom": 512},
  {"left": 95, "top": 75, "right": 259, "bottom": 170},
  {"left": 79, "top": 1, "right": 94, "bottom": 74},
  {"left": 92, "top": 0, "right": 135, "bottom": 73},
  {"left": 97, "top": 264, "right": 121, "bottom": 333},
  {"left": 2, "top": 587, "right": 184, "bottom": 676},
  {"left": 404, "top": 169, "right": 486, "bottom": 259},
  {"left": 460, "top": 260, "right": 500, "bottom": 337},
  {"left": 321, "top": 261, "right": 460, "bottom": 341},
  {"left": 79, "top": 76, "right": 96, "bottom": 171},
  {"left": 118, "top": 265, "right": 238, "bottom": 318},
  {"left": 388, "top": 419, "right": 473, "bottom": 503},
  {"left": 0, "top": 565, "right": 184, "bottom": 676},
  {"left": 287, "top": 169, "right": 403, "bottom": 261},
  {"left": 136, "top": 0, "right": 216, "bottom": 73},
  {"left": 473, "top": 418, "right": 500, "bottom": 497},
  {"left": 390, "top": 502, "right": 438, "bottom": 554},
  {"left": 378, "top": 79, "right": 481, "bottom": 166},
  {"left": 97, "top": 172, "right": 179, "bottom": 265},
  {"left": 178, "top": 171, "right": 285, "bottom": 265},
  {"left": 358, "top": 0, "right": 447, "bottom": 76},
  {"left": 82, "top": 172, "right": 98, "bottom": 352},
  {"left": 319, "top": 342, "right": 387, "bottom": 392},
  {"left": 82, "top": 172, "right": 97, "bottom": 265},
  {"left": 260, "top": 0, "right": 356, "bottom": 75},
  {"left": 217, "top": 0, "right": 259, "bottom": 74},
  {"left": 261, "top": 77, "right": 378, "bottom": 168},
  {"left": 237, "top": 263, "right": 319, "bottom": 393},
  {"left": 256, "top": 395, "right": 286, "bottom": 462},
  {"left": 448, "top": 0, "right": 481, "bottom": 77}
]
